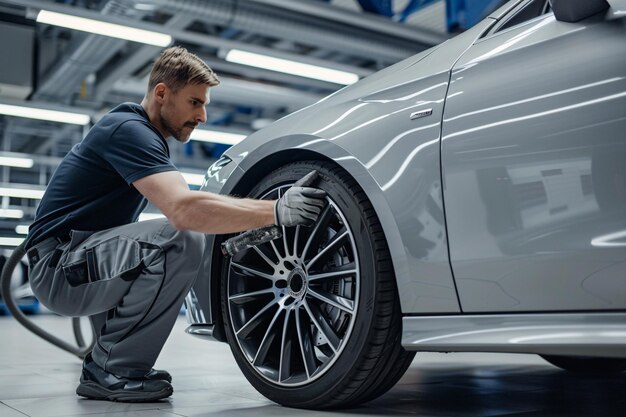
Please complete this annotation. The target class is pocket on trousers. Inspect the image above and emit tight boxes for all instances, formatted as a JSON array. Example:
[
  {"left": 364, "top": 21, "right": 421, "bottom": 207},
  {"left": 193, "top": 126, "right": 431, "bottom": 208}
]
[
  {"left": 62, "top": 246, "right": 100, "bottom": 286},
  {"left": 91, "top": 236, "right": 142, "bottom": 281},
  {"left": 62, "top": 262, "right": 87, "bottom": 286},
  {"left": 62, "top": 252, "right": 90, "bottom": 287},
  {"left": 62, "top": 236, "right": 141, "bottom": 285}
]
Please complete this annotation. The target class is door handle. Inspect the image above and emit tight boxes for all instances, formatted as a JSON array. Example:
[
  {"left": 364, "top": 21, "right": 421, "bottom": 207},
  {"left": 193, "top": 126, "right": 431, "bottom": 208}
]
[{"left": 410, "top": 108, "right": 433, "bottom": 120}]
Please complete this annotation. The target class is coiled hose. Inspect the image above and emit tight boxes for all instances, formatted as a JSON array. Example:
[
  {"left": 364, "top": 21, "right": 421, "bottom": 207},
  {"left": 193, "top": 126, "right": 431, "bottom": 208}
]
[{"left": 0, "top": 241, "right": 94, "bottom": 359}]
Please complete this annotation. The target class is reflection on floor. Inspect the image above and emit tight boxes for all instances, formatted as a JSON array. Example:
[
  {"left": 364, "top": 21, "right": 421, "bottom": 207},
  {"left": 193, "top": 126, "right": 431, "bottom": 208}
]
[{"left": 0, "top": 315, "right": 625, "bottom": 417}]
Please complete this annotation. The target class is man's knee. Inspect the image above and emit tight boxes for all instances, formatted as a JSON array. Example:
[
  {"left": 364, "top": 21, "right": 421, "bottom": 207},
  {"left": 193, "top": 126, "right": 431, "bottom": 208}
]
[
  {"left": 179, "top": 229, "right": 206, "bottom": 258},
  {"left": 164, "top": 224, "right": 205, "bottom": 256}
]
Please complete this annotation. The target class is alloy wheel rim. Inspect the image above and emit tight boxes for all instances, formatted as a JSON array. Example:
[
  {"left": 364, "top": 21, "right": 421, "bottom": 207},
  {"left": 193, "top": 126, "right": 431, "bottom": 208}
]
[{"left": 227, "top": 184, "right": 360, "bottom": 387}]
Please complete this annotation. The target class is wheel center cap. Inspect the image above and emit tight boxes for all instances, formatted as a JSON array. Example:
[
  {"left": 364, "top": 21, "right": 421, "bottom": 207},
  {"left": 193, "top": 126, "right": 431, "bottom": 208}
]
[{"left": 288, "top": 267, "right": 307, "bottom": 298}]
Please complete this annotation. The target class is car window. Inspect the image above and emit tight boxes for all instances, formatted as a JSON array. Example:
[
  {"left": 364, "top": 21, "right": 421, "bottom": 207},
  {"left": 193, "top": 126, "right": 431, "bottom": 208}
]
[{"left": 485, "top": 0, "right": 551, "bottom": 37}]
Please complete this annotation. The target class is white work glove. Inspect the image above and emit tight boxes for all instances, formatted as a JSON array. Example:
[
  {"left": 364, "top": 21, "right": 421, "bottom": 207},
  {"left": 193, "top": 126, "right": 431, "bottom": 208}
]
[{"left": 274, "top": 171, "right": 327, "bottom": 227}]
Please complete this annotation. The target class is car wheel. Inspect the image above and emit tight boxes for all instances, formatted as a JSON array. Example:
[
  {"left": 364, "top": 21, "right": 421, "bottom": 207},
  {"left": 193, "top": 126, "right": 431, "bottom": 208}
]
[
  {"left": 220, "top": 161, "right": 415, "bottom": 409},
  {"left": 541, "top": 355, "right": 626, "bottom": 374}
]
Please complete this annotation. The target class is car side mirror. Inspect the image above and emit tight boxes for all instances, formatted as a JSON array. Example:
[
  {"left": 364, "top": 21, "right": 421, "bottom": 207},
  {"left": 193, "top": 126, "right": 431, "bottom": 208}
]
[{"left": 550, "top": 0, "right": 610, "bottom": 22}]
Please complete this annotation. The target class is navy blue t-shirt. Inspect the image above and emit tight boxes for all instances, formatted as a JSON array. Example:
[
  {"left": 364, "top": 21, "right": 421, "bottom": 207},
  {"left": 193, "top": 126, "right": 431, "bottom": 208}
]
[{"left": 26, "top": 103, "right": 177, "bottom": 249}]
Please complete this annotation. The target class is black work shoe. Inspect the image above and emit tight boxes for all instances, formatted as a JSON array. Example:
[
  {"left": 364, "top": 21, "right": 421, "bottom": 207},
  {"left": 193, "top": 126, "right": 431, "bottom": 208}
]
[
  {"left": 145, "top": 368, "right": 172, "bottom": 383},
  {"left": 76, "top": 354, "right": 173, "bottom": 402}
]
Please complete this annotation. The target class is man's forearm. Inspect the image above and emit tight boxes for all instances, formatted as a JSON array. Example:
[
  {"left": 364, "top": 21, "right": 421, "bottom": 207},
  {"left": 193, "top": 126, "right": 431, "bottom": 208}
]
[{"left": 170, "top": 190, "right": 275, "bottom": 234}]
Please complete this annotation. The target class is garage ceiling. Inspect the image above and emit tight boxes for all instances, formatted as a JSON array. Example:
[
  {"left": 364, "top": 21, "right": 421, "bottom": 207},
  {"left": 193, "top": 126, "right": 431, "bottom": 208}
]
[{"left": 0, "top": 0, "right": 450, "bottom": 244}]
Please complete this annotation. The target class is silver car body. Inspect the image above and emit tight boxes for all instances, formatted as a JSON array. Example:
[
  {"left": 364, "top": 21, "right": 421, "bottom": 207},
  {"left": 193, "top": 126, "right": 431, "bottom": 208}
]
[{"left": 187, "top": 0, "right": 626, "bottom": 359}]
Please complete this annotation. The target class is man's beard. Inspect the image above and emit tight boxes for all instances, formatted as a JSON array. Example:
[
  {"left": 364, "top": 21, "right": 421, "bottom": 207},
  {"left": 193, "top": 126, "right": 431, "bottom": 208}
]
[{"left": 160, "top": 113, "right": 197, "bottom": 143}]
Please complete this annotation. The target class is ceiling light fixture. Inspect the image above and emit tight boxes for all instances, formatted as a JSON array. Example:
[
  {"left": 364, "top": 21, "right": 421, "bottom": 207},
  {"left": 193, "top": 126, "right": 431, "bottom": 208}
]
[
  {"left": 225, "top": 49, "right": 360, "bottom": 85},
  {"left": 0, "top": 237, "right": 25, "bottom": 246},
  {"left": 15, "top": 225, "right": 29, "bottom": 235},
  {"left": 36, "top": 10, "right": 172, "bottom": 47},
  {"left": 0, "top": 209, "right": 24, "bottom": 219},
  {"left": 0, "top": 157, "right": 34, "bottom": 168},
  {"left": 190, "top": 129, "right": 247, "bottom": 145},
  {"left": 0, "top": 187, "right": 45, "bottom": 199},
  {"left": 0, "top": 103, "right": 90, "bottom": 125}
]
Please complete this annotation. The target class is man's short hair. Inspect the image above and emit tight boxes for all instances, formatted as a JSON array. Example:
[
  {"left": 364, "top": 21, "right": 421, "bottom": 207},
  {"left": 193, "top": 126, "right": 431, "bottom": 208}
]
[{"left": 148, "top": 46, "right": 220, "bottom": 93}]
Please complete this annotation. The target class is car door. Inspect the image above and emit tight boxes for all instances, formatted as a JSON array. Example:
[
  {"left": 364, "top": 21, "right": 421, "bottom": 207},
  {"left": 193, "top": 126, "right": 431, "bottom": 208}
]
[{"left": 441, "top": 0, "right": 626, "bottom": 312}]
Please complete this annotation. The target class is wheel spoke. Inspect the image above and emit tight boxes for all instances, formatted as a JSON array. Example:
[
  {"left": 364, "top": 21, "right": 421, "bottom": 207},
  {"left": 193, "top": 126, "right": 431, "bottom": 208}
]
[
  {"left": 282, "top": 225, "right": 290, "bottom": 257},
  {"left": 305, "top": 230, "right": 349, "bottom": 269},
  {"left": 293, "top": 225, "right": 301, "bottom": 258},
  {"left": 231, "top": 262, "right": 275, "bottom": 281},
  {"left": 253, "top": 246, "right": 276, "bottom": 268},
  {"left": 307, "top": 288, "right": 355, "bottom": 314},
  {"left": 253, "top": 308, "right": 283, "bottom": 366},
  {"left": 278, "top": 309, "right": 292, "bottom": 382},
  {"left": 229, "top": 288, "right": 275, "bottom": 305},
  {"left": 236, "top": 298, "right": 279, "bottom": 339},
  {"left": 301, "top": 204, "right": 333, "bottom": 261},
  {"left": 307, "top": 264, "right": 357, "bottom": 282},
  {"left": 269, "top": 239, "right": 282, "bottom": 261},
  {"left": 303, "top": 300, "right": 340, "bottom": 353},
  {"left": 295, "top": 307, "right": 315, "bottom": 378}
]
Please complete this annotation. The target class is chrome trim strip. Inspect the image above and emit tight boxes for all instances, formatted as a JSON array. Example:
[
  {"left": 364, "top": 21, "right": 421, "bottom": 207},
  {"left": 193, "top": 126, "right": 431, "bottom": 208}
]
[{"left": 402, "top": 313, "right": 626, "bottom": 358}]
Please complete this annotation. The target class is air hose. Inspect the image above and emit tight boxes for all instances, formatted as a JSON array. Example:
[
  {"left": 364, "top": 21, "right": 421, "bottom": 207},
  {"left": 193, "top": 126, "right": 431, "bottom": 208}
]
[{"left": 0, "top": 241, "right": 94, "bottom": 359}]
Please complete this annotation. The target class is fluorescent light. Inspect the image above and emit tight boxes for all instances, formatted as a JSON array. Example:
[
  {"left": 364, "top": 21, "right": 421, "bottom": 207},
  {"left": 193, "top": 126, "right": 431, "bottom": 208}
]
[
  {"left": 0, "top": 237, "right": 25, "bottom": 246},
  {"left": 0, "top": 103, "right": 90, "bottom": 125},
  {"left": 181, "top": 172, "right": 205, "bottom": 186},
  {"left": 15, "top": 225, "right": 29, "bottom": 235},
  {"left": 190, "top": 129, "right": 247, "bottom": 145},
  {"left": 0, "top": 209, "right": 23, "bottom": 219},
  {"left": 225, "top": 49, "right": 360, "bottom": 85},
  {"left": 0, "top": 157, "right": 34, "bottom": 169},
  {"left": 0, "top": 187, "right": 45, "bottom": 199},
  {"left": 36, "top": 10, "right": 172, "bottom": 47},
  {"left": 138, "top": 213, "right": 165, "bottom": 222}
]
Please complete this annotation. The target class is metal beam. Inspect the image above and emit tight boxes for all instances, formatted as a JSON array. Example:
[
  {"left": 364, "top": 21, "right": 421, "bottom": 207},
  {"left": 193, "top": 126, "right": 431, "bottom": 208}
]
[
  {"left": 7, "top": 0, "right": 406, "bottom": 66},
  {"left": 93, "top": 14, "right": 193, "bottom": 102},
  {"left": 32, "top": 124, "right": 80, "bottom": 154},
  {"left": 111, "top": 74, "right": 325, "bottom": 113},
  {"left": 248, "top": 0, "right": 449, "bottom": 45}
]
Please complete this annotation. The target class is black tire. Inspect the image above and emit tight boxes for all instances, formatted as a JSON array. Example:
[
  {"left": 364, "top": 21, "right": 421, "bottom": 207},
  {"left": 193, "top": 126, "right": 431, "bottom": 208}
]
[
  {"left": 220, "top": 161, "right": 415, "bottom": 409},
  {"left": 541, "top": 355, "right": 626, "bottom": 374}
]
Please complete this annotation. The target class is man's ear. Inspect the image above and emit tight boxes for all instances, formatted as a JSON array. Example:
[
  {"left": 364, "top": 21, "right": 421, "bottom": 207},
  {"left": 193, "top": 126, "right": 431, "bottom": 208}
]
[{"left": 153, "top": 83, "right": 167, "bottom": 104}]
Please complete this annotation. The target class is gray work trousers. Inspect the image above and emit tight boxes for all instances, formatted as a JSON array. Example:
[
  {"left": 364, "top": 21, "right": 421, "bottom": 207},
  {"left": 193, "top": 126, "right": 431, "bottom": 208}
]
[{"left": 28, "top": 218, "right": 206, "bottom": 378}]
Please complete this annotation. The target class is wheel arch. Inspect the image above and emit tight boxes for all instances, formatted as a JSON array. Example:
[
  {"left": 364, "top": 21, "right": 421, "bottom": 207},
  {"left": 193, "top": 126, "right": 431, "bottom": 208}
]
[{"left": 207, "top": 135, "right": 409, "bottom": 340}]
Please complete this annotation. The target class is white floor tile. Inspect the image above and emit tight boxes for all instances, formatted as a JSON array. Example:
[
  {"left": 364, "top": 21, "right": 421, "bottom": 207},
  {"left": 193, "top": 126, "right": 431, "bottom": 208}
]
[
  {"left": 4, "top": 396, "right": 170, "bottom": 417},
  {"left": 0, "top": 401, "right": 29, "bottom": 417},
  {"left": 63, "top": 412, "right": 178, "bottom": 417}
]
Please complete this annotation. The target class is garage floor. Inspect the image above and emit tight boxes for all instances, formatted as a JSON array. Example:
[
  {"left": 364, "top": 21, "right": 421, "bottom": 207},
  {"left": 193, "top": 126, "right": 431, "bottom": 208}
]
[{"left": 1, "top": 315, "right": 625, "bottom": 417}]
